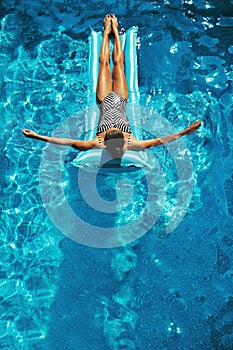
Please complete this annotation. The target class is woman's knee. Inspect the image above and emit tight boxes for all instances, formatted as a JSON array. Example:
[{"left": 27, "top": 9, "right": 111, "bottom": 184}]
[
  {"left": 99, "top": 55, "right": 110, "bottom": 66},
  {"left": 113, "top": 52, "right": 124, "bottom": 65}
]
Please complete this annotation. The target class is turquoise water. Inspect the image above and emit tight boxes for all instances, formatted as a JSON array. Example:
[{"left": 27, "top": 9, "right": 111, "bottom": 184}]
[{"left": 1, "top": 0, "right": 233, "bottom": 349}]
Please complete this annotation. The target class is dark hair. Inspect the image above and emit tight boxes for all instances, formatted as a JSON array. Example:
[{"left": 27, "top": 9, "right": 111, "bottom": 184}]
[
  {"left": 104, "top": 130, "right": 124, "bottom": 148},
  {"left": 104, "top": 130, "right": 125, "bottom": 158}
]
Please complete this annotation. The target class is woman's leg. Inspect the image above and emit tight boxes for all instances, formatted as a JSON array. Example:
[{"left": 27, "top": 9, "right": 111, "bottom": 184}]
[
  {"left": 112, "top": 15, "right": 128, "bottom": 100},
  {"left": 96, "top": 15, "right": 112, "bottom": 102}
]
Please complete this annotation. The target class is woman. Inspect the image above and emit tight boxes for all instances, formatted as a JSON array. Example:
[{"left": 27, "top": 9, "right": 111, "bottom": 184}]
[{"left": 23, "top": 14, "right": 201, "bottom": 159}]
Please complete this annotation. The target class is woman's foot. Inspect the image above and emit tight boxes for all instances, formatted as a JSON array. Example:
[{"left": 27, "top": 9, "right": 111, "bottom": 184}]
[
  {"left": 104, "top": 14, "right": 111, "bottom": 35},
  {"left": 110, "top": 14, "right": 119, "bottom": 34}
]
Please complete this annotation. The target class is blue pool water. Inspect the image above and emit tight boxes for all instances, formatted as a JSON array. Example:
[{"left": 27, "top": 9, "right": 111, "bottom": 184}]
[{"left": 1, "top": 0, "right": 233, "bottom": 349}]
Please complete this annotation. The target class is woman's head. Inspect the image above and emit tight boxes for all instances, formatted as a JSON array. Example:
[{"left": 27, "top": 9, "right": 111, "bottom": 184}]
[{"left": 104, "top": 130, "right": 125, "bottom": 159}]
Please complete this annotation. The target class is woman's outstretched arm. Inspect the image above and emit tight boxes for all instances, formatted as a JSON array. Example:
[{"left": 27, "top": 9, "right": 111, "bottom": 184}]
[
  {"left": 22, "top": 129, "right": 96, "bottom": 151},
  {"left": 131, "top": 120, "right": 201, "bottom": 149}
]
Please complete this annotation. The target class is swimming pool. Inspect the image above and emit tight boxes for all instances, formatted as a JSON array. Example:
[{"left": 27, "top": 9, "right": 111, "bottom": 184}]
[{"left": 1, "top": 0, "right": 233, "bottom": 349}]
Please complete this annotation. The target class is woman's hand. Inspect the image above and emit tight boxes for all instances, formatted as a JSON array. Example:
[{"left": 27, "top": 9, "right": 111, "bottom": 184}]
[
  {"left": 22, "top": 129, "right": 38, "bottom": 138},
  {"left": 184, "top": 120, "right": 201, "bottom": 135}
]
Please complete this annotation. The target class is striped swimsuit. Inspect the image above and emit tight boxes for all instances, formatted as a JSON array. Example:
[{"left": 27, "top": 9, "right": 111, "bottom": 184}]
[{"left": 97, "top": 92, "right": 131, "bottom": 134}]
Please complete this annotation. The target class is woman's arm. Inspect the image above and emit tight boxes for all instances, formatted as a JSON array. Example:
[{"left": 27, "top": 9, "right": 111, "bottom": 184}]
[
  {"left": 132, "top": 120, "right": 201, "bottom": 149},
  {"left": 22, "top": 129, "right": 95, "bottom": 151}
]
